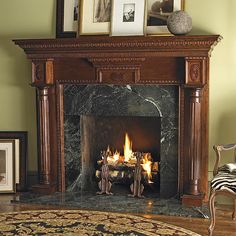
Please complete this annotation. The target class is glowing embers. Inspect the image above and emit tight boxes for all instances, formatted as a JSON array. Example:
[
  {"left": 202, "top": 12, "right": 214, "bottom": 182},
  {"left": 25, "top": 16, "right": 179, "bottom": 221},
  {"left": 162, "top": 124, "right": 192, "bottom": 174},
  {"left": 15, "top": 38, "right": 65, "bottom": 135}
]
[{"left": 96, "top": 133, "right": 159, "bottom": 197}]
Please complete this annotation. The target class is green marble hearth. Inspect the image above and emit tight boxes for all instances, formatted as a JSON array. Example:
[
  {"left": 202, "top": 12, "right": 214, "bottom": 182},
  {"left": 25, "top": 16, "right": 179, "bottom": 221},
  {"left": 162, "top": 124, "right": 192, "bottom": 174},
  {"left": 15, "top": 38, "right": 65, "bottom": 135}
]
[{"left": 12, "top": 191, "right": 209, "bottom": 219}]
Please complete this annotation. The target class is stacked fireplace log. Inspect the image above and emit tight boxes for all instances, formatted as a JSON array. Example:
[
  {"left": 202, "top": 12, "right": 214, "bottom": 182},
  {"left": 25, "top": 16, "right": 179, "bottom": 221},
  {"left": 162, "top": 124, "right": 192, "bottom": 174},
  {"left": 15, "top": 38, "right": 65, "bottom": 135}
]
[{"left": 96, "top": 151, "right": 159, "bottom": 197}]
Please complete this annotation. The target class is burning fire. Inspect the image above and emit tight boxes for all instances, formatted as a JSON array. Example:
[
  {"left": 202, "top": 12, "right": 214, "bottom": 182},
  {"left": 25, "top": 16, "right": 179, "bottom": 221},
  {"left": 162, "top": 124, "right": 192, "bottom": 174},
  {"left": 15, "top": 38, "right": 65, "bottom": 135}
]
[
  {"left": 124, "top": 133, "right": 133, "bottom": 162},
  {"left": 103, "top": 132, "right": 153, "bottom": 181},
  {"left": 141, "top": 153, "right": 153, "bottom": 182},
  {"left": 113, "top": 150, "right": 120, "bottom": 162}
]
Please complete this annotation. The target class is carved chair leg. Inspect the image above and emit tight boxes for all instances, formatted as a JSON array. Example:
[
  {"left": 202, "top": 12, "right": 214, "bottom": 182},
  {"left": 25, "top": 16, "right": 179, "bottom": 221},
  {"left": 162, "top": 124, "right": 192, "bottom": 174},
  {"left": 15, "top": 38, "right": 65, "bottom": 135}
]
[
  {"left": 233, "top": 199, "right": 236, "bottom": 220},
  {"left": 208, "top": 190, "right": 216, "bottom": 236}
]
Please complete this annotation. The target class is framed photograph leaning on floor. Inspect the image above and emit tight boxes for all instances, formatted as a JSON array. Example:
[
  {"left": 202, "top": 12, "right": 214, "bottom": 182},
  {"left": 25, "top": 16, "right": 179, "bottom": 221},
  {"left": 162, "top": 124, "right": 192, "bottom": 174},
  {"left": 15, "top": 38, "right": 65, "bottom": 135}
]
[
  {"left": 0, "top": 140, "right": 15, "bottom": 193},
  {"left": 110, "top": 0, "right": 146, "bottom": 36},
  {"left": 0, "top": 132, "right": 28, "bottom": 191}
]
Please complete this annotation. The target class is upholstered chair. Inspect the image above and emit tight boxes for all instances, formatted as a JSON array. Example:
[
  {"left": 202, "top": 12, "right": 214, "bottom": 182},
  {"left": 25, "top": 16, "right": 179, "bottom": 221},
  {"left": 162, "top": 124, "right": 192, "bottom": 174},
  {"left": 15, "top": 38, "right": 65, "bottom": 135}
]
[{"left": 208, "top": 143, "right": 236, "bottom": 236}]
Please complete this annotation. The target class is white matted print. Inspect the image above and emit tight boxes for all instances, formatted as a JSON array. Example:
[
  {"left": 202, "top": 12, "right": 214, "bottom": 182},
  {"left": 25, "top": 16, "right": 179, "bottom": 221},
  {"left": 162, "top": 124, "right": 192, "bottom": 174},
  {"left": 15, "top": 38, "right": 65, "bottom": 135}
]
[
  {"left": 93, "top": 0, "right": 111, "bottom": 23},
  {"left": 63, "top": 0, "right": 79, "bottom": 32},
  {"left": 111, "top": 0, "right": 146, "bottom": 36},
  {"left": 14, "top": 139, "right": 20, "bottom": 184},
  {"left": 0, "top": 140, "right": 15, "bottom": 193},
  {"left": 79, "top": 0, "right": 111, "bottom": 35},
  {"left": 146, "top": 0, "right": 184, "bottom": 35}
]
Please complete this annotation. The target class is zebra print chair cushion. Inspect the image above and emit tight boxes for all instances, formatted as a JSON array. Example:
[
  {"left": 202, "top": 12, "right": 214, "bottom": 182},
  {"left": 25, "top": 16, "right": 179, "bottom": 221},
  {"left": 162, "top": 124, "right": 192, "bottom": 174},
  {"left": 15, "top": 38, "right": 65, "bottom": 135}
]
[
  {"left": 218, "top": 163, "right": 236, "bottom": 173},
  {"left": 211, "top": 163, "right": 236, "bottom": 193}
]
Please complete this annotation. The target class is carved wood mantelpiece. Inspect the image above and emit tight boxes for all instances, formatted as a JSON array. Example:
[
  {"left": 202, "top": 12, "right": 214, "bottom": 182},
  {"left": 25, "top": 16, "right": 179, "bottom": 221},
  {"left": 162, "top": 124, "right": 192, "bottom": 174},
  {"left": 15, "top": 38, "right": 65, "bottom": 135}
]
[
  {"left": 32, "top": 59, "right": 54, "bottom": 87},
  {"left": 14, "top": 35, "right": 220, "bottom": 57},
  {"left": 88, "top": 57, "right": 146, "bottom": 83},
  {"left": 14, "top": 35, "right": 221, "bottom": 205}
]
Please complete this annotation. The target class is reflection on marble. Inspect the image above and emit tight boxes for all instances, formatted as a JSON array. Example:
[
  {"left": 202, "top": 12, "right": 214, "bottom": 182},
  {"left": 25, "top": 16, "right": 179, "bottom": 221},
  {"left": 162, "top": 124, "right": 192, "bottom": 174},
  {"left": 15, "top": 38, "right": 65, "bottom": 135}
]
[
  {"left": 13, "top": 192, "right": 209, "bottom": 219},
  {"left": 64, "top": 116, "right": 81, "bottom": 189},
  {"left": 64, "top": 85, "right": 178, "bottom": 197}
]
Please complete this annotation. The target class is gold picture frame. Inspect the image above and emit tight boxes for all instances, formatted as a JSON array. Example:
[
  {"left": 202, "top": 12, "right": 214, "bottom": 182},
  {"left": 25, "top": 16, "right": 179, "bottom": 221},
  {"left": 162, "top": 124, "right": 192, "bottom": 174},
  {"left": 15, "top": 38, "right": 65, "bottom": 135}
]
[
  {"left": 146, "top": 0, "right": 184, "bottom": 35},
  {"left": 0, "top": 140, "right": 15, "bottom": 193},
  {"left": 79, "top": 0, "right": 111, "bottom": 35},
  {"left": 110, "top": 0, "right": 146, "bottom": 36}
]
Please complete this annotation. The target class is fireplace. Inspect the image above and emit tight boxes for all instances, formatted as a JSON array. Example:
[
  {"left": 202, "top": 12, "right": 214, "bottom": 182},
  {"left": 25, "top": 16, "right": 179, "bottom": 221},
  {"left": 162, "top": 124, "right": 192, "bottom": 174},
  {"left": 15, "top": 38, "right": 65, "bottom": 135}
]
[
  {"left": 77, "top": 116, "right": 161, "bottom": 196},
  {"left": 64, "top": 85, "right": 178, "bottom": 198},
  {"left": 14, "top": 35, "right": 221, "bottom": 206}
]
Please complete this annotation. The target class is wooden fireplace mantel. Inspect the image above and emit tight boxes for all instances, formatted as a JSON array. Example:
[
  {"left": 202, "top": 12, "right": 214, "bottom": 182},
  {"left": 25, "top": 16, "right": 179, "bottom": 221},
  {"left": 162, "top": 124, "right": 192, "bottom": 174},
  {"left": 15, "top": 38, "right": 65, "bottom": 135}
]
[{"left": 14, "top": 35, "right": 221, "bottom": 206}]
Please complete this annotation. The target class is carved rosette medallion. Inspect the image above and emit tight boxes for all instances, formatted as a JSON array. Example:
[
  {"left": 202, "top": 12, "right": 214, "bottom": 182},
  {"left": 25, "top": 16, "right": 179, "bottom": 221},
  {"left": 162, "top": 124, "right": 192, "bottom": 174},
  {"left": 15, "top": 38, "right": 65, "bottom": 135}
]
[
  {"left": 33, "top": 61, "right": 45, "bottom": 83},
  {"left": 32, "top": 59, "right": 54, "bottom": 87},
  {"left": 185, "top": 57, "right": 207, "bottom": 87},
  {"left": 190, "top": 64, "right": 200, "bottom": 82}
]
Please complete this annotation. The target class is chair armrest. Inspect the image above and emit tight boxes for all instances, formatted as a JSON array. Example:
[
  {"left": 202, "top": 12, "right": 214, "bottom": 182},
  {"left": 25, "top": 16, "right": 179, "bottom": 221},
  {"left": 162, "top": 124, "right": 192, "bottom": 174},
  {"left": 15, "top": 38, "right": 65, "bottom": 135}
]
[
  {"left": 213, "top": 143, "right": 236, "bottom": 176},
  {"left": 217, "top": 143, "right": 236, "bottom": 150}
]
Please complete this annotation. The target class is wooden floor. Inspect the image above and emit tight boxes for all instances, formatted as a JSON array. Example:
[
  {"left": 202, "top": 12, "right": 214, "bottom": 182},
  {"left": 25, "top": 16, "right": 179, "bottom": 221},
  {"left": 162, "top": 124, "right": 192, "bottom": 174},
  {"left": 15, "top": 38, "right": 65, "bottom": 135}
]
[{"left": 0, "top": 194, "right": 235, "bottom": 236}]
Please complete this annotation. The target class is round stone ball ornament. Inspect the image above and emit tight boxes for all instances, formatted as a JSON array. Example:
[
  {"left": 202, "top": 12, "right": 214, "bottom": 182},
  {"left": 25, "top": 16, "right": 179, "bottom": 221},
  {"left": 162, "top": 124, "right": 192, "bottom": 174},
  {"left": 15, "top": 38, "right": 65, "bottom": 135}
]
[{"left": 167, "top": 10, "right": 192, "bottom": 35}]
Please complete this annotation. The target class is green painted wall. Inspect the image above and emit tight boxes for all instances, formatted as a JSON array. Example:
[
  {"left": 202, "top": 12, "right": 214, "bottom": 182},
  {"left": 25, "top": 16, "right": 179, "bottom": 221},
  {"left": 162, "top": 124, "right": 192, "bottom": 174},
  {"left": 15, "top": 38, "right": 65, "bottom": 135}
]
[
  {"left": 0, "top": 0, "right": 235, "bottom": 182},
  {"left": 186, "top": 0, "right": 236, "bottom": 179},
  {"left": 0, "top": 0, "right": 55, "bottom": 171}
]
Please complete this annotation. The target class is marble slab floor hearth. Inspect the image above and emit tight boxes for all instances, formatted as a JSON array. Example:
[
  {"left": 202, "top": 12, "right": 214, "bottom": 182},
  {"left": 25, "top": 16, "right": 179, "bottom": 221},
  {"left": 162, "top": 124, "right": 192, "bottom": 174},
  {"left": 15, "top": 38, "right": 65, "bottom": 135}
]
[{"left": 12, "top": 192, "right": 209, "bottom": 219}]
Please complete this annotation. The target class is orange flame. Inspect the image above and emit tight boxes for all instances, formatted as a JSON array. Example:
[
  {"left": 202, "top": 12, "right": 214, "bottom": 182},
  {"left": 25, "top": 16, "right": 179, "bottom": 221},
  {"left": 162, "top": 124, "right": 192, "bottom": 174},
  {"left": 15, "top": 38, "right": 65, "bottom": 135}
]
[
  {"left": 124, "top": 133, "right": 133, "bottom": 162},
  {"left": 141, "top": 153, "right": 152, "bottom": 182},
  {"left": 103, "top": 133, "right": 153, "bottom": 182},
  {"left": 113, "top": 150, "right": 120, "bottom": 162}
]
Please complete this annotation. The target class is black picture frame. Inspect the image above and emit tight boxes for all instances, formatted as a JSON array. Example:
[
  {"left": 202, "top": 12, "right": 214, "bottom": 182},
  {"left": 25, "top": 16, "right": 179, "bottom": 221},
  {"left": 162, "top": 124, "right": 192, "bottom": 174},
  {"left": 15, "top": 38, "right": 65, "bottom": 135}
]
[
  {"left": 0, "top": 131, "right": 28, "bottom": 191},
  {"left": 56, "top": 0, "right": 78, "bottom": 38}
]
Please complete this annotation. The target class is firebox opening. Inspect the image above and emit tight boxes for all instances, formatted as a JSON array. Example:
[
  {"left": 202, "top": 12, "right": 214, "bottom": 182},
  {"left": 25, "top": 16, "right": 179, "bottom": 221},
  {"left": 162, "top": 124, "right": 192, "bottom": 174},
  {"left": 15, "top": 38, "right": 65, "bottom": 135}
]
[{"left": 80, "top": 115, "right": 161, "bottom": 196}]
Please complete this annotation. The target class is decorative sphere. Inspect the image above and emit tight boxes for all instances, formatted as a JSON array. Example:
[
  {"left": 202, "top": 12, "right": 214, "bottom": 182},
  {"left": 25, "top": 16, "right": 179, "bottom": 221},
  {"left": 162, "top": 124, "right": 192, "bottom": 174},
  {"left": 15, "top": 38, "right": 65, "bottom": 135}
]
[{"left": 167, "top": 10, "right": 192, "bottom": 35}]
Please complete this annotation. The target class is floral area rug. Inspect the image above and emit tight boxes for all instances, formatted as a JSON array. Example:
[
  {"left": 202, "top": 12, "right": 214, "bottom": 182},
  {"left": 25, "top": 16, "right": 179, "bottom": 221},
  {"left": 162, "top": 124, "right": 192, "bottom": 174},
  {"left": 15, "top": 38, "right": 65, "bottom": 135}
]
[{"left": 0, "top": 209, "right": 200, "bottom": 235}]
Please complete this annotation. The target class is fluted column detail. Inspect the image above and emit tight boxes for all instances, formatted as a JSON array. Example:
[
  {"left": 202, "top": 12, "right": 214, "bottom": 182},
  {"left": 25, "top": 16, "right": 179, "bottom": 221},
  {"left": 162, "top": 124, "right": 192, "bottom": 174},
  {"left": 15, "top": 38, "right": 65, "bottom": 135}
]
[
  {"left": 37, "top": 87, "right": 51, "bottom": 185},
  {"left": 187, "top": 88, "right": 202, "bottom": 195}
]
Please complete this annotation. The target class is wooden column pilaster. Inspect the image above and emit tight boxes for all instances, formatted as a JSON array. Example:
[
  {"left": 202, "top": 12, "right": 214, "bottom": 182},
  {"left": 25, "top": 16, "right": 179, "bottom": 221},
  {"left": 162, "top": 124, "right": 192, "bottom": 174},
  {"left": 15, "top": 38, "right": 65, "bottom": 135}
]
[
  {"left": 187, "top": 88, "right": 202, "bottom": 195},
  {"left": 31, "top": 59, "right": 57, "bottom": 193},
  {"left": 37, "top": 87, "right": 51, "bottom": 185},
  {"left": 182, "top": 57, "right": 207, "bottom": 206}
]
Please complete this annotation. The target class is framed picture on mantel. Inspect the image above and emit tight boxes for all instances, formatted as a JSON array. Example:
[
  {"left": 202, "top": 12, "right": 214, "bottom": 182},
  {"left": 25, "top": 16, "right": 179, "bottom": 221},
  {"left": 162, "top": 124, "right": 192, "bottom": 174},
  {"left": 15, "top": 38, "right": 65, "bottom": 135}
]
[
  {"left": 79, "top": 0, "right": 111, "bottom": 35},
  {"left": 146, "top": 0, "right": 184, "bottom": 35},
  {"left": 56, "top": 0, "right": 79, "bottom": 38},
  {"left": 110, "top": 0, "right": 146, "bottom": 36}
]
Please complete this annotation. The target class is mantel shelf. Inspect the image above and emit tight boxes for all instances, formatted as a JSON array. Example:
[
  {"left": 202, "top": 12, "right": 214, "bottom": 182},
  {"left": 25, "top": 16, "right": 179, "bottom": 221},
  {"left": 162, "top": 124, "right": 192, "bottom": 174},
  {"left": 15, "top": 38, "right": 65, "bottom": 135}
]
[{"left": 14, "top": 35, "right": 222, "bottom": 59}]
